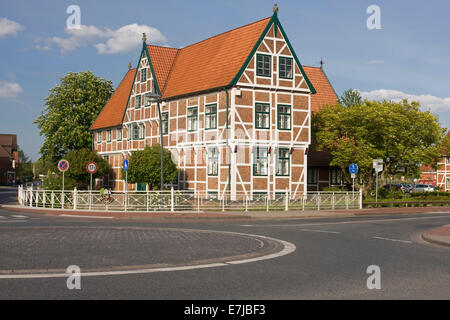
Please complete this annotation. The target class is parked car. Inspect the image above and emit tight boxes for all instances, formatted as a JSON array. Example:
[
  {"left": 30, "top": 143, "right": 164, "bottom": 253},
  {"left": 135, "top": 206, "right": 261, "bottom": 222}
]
[
  {"left": 382, "top": 184, "right": 403, "bottom": 192},
  {"left": 411, "top": 184, "right": 434, "bottom": 192}
]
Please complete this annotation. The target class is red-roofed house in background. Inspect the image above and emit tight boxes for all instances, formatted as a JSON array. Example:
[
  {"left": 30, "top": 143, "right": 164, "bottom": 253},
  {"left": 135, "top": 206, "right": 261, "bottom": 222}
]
[
  {"left": 90, "top": 8, "right": 338, "bottom": 196},
  {"left": 419, "top": 130, "right": 450, "bottom": 190},
  {"left": 0, "top": 134, "right": 18, "bottom": 185}
]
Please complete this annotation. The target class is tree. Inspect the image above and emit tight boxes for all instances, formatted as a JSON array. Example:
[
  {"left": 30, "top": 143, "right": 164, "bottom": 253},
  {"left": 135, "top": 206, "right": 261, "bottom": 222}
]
[
  {"left": 339, "top": 89, "right": 362, "bottom": 108},
  {"left": 34, "top": 71, "right": 114, "bottom": 164},
  {"left": 16, "top": 148, "right": 33, "bottom": 183},
  {"left": 124, "top": 145, "right": 178, "bottom": 190},
  {"left": 312, "top": 97, "right": 446, "bottom": 196},
  {"left": 64, "top": 148, "right": 110, "bottom": 190}
]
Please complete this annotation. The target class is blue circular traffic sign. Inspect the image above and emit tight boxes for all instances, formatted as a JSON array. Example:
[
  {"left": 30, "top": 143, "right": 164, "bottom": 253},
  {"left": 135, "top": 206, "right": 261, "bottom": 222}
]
[
  {"left": 123, "top": 159, "right": 129, "bottom": 171},
  {"left": 58, "top": 159, "right": 69, "bottom": 172},
  {"left": 349, "top": 163, "right": 358, "bottom": 174}
]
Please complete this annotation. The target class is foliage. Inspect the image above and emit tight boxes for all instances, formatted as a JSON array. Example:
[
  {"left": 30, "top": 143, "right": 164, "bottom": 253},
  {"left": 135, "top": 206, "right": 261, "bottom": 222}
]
[
  {"left": 123, "top": 145, "right": 178, "bottom": 190},
  {"left": 16, "top": 148, "right": 33, "bottom": 183},
  {"left": 34, "top": 157, "right": 54, "bottom": 178},
  {"left": 312, "top": 95, "right": 446, "bottom": 196},
  {"left": 34, "top": 71, "right": 114, "bottom": 164},
  {"left": 64, "top": 148, "right": 110, "bottom": 190},
  {"left": 339, "top": 89, "right": 362, "bottom": 108}
]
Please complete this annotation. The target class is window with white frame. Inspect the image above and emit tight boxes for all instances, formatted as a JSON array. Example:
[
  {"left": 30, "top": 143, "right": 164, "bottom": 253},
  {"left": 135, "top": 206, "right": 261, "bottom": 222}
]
[
  {"left": 446, "top": 156, "right": 450, "bottom": 165},
  {"left": 256, "top": 54, "right": 271, "bottom": 77},
  {"left": 135, "top": 95, "right": 141, "bottom": 108},
  {"left": 277, "top": 105, "right": 291, "bottom": 130},
  {"left": 279, "top": 56, "right": 293, "bottom": 79},
  {"left": 187, "top": 107, "right": 198, "bottom": 131},
  {"left": 255, "top": 103, "right": 270, "bottom": 129},
  {"left": 205, "top": 104, "right": 217, "bottom": 130},
  {"left": 207, "top": 147, "right": 218, "bottom": 176},
  {"left": 132, "top": 123, "right": 139, "bottom": 140},
  {"left": 276, "top": 148, "right": 290, "bottom": 176},
  {"left": 117, "top": 128, "right": 122, "bottom": 141},
  {"left": 107, "top": 129, "right": 112, "bottom": 142},
  {"left": 253, "top": 147, "right": 268, "bottom": 176},
  {"left": 141, "top": 68, "right": 147, "bottom": 82},
  {"left": 161, "top": 112, "right": 169, "bottom": 135},
  {"left": 446, "top": 178, "right": 450, "bottom": 190},
  {"left": 139, "top": 123, "right": 145, "bottom": 140},
  {"left": 97, "top": 131, "right": 102, "bottom": 143}
]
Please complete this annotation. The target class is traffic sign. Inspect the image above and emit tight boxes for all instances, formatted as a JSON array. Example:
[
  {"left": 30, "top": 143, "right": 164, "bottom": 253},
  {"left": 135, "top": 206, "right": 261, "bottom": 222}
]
[
  {"left": 349, "top": 163, "right": 358, "bottom": 174},
  {"left": 123, "top": 159, "right": 129, "bottom": 171},
  {"left": 86, "top": 162, "right": 98, "bottom": 174},
  {"left": 58, "top": 159, "right": 69, "bottom": 172},
  {"left": 351, "top": 173, "right": 356, "bottom": 179}
]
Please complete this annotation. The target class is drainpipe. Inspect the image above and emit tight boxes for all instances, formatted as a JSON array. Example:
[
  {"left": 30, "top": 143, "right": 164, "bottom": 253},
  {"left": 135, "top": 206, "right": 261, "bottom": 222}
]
[{"left": 225, "top": 87, "right": 231, "bottom": 197}]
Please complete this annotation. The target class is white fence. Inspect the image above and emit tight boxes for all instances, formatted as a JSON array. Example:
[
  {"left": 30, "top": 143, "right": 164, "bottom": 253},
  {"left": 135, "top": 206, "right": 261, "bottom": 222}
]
[{"left": 18, "top": 185, "right": 362, "bottom": 212}]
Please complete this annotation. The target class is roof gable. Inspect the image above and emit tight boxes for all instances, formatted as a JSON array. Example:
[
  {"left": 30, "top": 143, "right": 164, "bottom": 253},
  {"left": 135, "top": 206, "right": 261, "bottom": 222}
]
[{"left": 90, "top": 68, "right": 136, "bottom": 130}]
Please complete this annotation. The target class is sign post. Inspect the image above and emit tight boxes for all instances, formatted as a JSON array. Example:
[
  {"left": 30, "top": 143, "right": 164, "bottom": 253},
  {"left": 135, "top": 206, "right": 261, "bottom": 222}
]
[
  {"left": 373, "top": 159, "right": 383, "bottom": 203},
  {"left": 58, "top": 159, "right": 69, "bottom": 209},
  {"left": 87, "top": 162, "right": 98, "bottom": 210},
  {"left": 123, "top": 159, "right": 129, "bottom": 210},
  {"left": 349, "top": 163, "right": 358, "bottom": 199}
]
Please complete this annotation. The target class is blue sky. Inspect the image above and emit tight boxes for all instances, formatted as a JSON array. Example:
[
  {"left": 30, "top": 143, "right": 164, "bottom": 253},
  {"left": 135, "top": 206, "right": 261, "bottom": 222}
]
[{"left": 1, "top": 0, "right": 449, "bottom": 161}]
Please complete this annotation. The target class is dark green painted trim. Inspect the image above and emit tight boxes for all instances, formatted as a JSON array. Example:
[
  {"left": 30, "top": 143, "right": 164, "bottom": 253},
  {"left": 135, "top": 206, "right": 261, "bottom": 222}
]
[
  {"left": 204, "top": 103, "right": 218, "bottom": 130},
  {"left": 229, "top": 15, "right": 275, "bottom": 86},
  {"left": 255, "top": 102, "right": 270, "bottom": 130},
  {"left": 277, "top": 104, "right": 292, "bottom": 131},
  {"left": 275, "top": 18, "right": 316, "bottom": 94},
  {"left": 275, "top": 147, "right": 290, "bottom": 176},
  {"left": 229, "top": 13, "right": 316, "bottom": 94},
  {"left": 278, "top": 56, "right": 293, "bottom": 80},
  {"left": 186, "top": 106, "right": 198, "bottom": 132},
  {"left": 120, "top": 50, "right": 141, "bottom": 124},
  {"left": 255, "top": 53, "right": 272, "bottom": 78},
  {"left": 143, "top": 44, "right": 162, "bottom": 96}
]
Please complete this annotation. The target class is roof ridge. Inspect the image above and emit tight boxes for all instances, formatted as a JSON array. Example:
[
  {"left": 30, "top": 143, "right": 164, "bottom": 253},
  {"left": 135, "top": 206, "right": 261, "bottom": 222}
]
[
  {"left": 161, "top": 49, "right": 181, "bottom": 94},
  {"left": 146, "top": 44, "right": 180, "bottom": 51},
  {"left": 178, "top": 16, "right": 272, "bottom": 51}
]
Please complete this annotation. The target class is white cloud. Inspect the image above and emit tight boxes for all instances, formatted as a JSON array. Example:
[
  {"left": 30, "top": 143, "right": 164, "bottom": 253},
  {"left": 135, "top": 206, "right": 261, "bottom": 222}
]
[
  {"left": 0, "top": 18, "right": 25, "bottom": 38},
  {"left": 35, "top": 23, "right": 166, "bottom": 54},
  {"left": 0, "top": 80, "right": 23, "bottom": 98},
  {"left": 96, "top": 24, "right": 166, "bottom": 54},
  {"left": 358, "top": 89, "right": 450, "bottom": 113}
]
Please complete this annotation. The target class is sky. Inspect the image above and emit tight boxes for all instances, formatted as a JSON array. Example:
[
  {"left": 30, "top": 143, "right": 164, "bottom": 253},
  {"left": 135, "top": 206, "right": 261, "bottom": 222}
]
[{"left": 1, "top": 0, "right": 449, "bottom": 161}]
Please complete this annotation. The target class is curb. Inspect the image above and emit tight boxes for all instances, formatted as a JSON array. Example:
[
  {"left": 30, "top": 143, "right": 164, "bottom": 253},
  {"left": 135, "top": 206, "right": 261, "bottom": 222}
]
[{"left": 421, "top": 226, "right": 450, "bottom": 248}]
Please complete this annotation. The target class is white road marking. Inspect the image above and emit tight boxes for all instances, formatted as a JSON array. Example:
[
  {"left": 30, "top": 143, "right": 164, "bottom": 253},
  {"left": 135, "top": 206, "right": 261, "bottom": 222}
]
[
  {"left": 11, "top": 215, "right": 28, "bottom": 218},
  {"left": 0, "top": 216, "right": 6, "bottom": 219},
  {"left": 372, "top": 236, "right": 413, "bottom": 244},
  {"left": 59, "top": 214, "right": 113, "bottom": 219},
  {"left": 300, "top": 229, "right": 340, "bottom": 234},
  {"left": 0, "top": 220, "right": 27, "bottom": 223},
  {"left": 0, "top": 232, "right": 296, "bottom": 279},
  {"left": 263, "top": 215, "right": 450, "bottom": 228}
]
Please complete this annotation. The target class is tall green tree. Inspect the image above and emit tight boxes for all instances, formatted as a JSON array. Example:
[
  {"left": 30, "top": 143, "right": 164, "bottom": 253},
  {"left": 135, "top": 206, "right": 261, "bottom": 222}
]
[
  {"left": 339, "top": 89, "right": 362, "bottom": 108},
  {"left": 64, "top": 148, "right": 110, "bottom": 190},
  {"left": 312, "top": 97, "right": 446, "bottom": 196},
  {"left": 34, "top": 71, "right": 114, "bottom": 164},
  {"left": 16, "top": 148, "right": 33, "bottom": 183},
  {"left": 124, "top": 145, "right": 178, "bottom": 190}
]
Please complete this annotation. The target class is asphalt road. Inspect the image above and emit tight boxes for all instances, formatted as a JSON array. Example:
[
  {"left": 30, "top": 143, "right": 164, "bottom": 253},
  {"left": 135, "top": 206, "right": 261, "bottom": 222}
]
[{"left": 0, "top": 196, "right": 449, "bottom": 300}]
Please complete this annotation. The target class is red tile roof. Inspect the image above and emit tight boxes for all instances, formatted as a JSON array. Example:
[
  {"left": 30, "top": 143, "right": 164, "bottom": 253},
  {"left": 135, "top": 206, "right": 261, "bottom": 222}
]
[
  {"left": 146, "top": 45, "right": 179, "bottom": 93},
  {"left": 161, "top": 17, "right": 271, "bottom": 99},
  {"left": 90, "top": 68, "right": 136, "bottom": 130},
  {"left": 303, "top": 66, "right": 338, "bottom": 112}
]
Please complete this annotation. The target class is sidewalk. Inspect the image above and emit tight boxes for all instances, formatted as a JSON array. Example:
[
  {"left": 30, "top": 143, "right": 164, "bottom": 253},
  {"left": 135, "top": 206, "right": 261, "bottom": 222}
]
[
  {"left": 422, "top": 225, "right": 450, "bottom": 247},
  {"left": 2, "top": 203, "right": 450, "bottom": 220}
]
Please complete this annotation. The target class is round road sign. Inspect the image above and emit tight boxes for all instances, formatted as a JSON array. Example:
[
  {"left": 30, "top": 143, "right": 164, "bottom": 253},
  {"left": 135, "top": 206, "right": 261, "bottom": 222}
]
[
  {"left": 87, "top": 162, "right": 98, "bottom": 174},
  {"left": 349, "top": 163, "right": 358, "bottom": 174},
  {"left": 58, "top": 159, "right": 69, "bottom": 172}
]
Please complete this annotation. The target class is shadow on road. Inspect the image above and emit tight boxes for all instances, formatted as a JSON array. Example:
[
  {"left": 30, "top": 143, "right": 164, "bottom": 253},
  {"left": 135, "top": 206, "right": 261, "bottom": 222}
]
[{"left": 0, "top": 186, "right": 18, "bottom": 205}]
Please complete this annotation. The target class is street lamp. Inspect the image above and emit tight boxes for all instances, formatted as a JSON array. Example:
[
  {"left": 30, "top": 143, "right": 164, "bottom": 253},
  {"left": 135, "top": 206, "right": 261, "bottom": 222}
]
[{"left": 146, "top": 91, "right": 164, "bottom": 191}]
